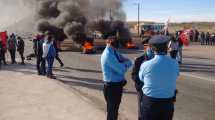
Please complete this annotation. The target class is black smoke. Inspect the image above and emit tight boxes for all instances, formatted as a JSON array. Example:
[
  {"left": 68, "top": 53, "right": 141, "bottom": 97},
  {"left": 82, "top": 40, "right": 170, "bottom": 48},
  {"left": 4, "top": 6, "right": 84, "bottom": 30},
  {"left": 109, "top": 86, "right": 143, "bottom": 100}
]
[{"left": 26, "top": 0, "right": 129, "bottom": 45}]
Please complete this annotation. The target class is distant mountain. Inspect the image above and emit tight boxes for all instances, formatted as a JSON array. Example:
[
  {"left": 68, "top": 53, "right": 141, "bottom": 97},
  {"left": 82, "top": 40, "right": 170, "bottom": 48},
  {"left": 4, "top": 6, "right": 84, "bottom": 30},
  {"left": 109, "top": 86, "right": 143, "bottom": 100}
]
[{"left": 127, "top": 21, "right": 215, "bottom": 32}]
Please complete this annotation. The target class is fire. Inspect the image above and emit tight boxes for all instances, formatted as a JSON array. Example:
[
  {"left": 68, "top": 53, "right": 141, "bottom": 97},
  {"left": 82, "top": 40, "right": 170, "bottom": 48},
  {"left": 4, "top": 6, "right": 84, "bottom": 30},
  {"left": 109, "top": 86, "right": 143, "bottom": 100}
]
[
  {"left": 126, "top": 41, "right": 138, "bottom": 49},
  {"left": 82, "top": 41, "right": 95, "bottom": 54}
]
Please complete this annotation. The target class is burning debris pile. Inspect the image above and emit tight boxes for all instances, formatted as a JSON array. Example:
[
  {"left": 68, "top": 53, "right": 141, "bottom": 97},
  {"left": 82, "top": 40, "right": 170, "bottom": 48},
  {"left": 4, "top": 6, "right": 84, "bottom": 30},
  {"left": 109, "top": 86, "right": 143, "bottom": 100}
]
[
  {"left": 24, "top": 0, "right": 134, "bottom": 49},
  {"left": 90, "top": 20, "right": 132, "bottom": 47},
  {"left": 30, "top": 0, "right": 123, "bottom": 40}
]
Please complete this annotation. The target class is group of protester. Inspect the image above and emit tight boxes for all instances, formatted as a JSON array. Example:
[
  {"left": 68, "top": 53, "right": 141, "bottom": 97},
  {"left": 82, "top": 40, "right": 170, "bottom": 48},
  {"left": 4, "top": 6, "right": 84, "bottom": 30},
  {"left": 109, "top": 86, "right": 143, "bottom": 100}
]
[
  {"left": 200, "top": 32, "right": 215, "bottom": 45},
  {"left": 0, "top": 33, "right": 25, "bottom": 69},
  {"left": 101, "top": 33, "right": 184, "bottom": 120},
  {"left": 33, "top": 31, "right": 64, "bottom": 79}
]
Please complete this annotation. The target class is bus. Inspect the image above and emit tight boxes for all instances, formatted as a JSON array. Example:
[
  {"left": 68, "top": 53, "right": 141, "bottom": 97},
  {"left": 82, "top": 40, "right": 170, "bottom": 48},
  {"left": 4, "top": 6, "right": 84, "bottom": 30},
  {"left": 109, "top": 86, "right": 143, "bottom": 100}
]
[{"left": 140, "top": 23, "right": 165, "bottom": 37}]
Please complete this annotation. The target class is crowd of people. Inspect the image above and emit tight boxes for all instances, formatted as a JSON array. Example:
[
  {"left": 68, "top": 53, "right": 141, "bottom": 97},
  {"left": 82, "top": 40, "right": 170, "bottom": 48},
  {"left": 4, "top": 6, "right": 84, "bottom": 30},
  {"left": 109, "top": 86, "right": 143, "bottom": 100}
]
[
  {"left": 199, "top": 32, "right": 215, "bottom": 45},
  {"left": 33, "top": 31, "right": 64, "bottom": 79},
  {"left": 181, "top": 29, "right": 215, "bottom": 46},
  {"left": 0, "top": 31, "right": 64, "bottom": 80},
  {"left": 0, "top": 33, "right": 25, "bottom": 69}
]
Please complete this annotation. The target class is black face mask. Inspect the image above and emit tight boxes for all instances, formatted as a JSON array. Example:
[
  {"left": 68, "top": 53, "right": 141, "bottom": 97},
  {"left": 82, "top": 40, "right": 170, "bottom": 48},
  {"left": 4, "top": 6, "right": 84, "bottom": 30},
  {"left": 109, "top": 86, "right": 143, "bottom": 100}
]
[{"left": 111, "top": 40, "right": 120, "bottom": 49}]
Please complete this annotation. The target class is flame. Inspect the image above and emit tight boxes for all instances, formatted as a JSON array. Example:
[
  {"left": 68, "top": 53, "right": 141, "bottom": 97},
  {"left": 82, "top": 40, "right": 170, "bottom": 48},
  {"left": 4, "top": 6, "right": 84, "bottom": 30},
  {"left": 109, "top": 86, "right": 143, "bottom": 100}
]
[
  {"left": 126, "top": 41, "right": 136, "bottom": 49},
  {"left": 83, "top": 42, "right": 94, "bottom": 50}
]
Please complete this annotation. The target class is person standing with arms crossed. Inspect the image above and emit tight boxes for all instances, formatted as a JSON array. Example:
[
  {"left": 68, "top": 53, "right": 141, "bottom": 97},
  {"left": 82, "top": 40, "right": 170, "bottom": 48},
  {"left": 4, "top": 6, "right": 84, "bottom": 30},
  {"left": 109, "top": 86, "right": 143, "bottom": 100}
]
[
  {"left": 101, "top": 36, "right": 133, "bottom": 120},
  {"left": 139, "top": 35, "right": 180, "bottom": 120}
]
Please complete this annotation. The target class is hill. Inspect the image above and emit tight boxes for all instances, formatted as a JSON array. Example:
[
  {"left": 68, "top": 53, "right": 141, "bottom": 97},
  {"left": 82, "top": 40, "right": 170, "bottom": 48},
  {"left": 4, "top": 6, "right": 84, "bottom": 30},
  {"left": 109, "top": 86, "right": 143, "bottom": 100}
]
[{"left": 128, "top": 21, "right": 215, "bottom": 33}]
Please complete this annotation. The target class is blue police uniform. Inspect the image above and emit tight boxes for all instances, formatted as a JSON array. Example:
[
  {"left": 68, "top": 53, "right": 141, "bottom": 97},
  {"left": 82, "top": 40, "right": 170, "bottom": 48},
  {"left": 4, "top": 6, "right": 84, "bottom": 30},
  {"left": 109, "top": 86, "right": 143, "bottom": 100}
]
[
  {"left": 101, "top": 45, "right": 132, "bottom": 120},
  {"left": 139, "top": 35, "right": 180, "bottom": 120}
]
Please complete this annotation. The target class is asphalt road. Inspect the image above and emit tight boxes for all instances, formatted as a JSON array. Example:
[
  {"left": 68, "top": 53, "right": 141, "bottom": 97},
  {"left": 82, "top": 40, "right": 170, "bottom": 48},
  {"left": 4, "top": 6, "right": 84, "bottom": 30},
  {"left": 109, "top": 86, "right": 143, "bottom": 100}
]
[{"left": 48, "top": 46, "right": 215, "bottom": 120}]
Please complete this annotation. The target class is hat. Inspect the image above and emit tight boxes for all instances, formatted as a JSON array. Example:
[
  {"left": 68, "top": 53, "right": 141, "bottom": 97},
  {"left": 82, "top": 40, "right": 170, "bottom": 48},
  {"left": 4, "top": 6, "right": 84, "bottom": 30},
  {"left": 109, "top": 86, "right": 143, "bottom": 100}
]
[{"left": 149, "top": 35, "right": 170, "bottom": 45}]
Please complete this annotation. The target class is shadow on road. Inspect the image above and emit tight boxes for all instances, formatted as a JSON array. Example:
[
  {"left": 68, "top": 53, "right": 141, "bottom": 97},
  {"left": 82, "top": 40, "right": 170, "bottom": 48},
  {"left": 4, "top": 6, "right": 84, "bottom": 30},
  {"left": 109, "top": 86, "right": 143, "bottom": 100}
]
[
  {"left": 64, "top": 67, "right": 102, "bottom": 73},
  {"left": 180, "top": 63, "right": 215, "bottom": 73},
  {"left": 183, "top": 55, "right": 213, "bottom": 60},
  {"left": 1, "top": 63, "right": 36, "bottom": 75},
  {"left": 56, "top": 74, "right": 136, "bottom": 95}
]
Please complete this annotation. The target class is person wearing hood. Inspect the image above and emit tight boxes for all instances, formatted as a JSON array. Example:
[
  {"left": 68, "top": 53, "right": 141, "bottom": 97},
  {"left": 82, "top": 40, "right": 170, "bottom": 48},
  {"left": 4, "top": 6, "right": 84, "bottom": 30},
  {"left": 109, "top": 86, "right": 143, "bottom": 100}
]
[{"left": 43, "top": 34, "right": 56, "bottom": 79}]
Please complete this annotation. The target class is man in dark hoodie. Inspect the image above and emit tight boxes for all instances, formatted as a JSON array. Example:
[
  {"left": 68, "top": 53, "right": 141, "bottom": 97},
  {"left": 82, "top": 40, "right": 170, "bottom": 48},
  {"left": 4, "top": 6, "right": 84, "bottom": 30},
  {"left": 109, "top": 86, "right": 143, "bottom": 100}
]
[
  {"left": 17, "top": 37, "right": 25, "bottom": 65},
  {"left": 34, "top": 34, "right": 46, "bottom": 75}
]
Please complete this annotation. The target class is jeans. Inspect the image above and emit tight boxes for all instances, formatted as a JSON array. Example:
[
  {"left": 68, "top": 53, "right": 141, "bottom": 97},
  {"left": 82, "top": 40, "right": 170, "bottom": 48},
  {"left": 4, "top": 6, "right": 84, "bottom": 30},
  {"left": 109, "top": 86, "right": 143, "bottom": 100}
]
[
  {"left": 103, "top": 85, "right": 123, "bottom": 120},
  {"left": 46, "top": 57, "right": 55, "bottom": 75}
]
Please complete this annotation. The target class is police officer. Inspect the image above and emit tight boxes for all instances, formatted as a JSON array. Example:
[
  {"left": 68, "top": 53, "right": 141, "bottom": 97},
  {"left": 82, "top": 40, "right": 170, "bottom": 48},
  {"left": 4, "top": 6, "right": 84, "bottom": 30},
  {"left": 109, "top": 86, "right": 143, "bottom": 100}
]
[
  {"left": 101, "top": 36, "right": 133, "bottom": 120},
  {"left": 139, "top": 35, "right": 180, "bottom": 120},
  {"left": 132, "top": 46, "right": 154, "bottom": 120}
]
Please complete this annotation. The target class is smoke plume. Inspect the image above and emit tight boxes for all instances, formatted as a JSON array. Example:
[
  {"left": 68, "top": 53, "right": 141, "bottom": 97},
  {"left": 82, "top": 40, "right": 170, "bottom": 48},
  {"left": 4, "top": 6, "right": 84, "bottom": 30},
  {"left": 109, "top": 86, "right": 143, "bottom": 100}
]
[{"left": 25, "top": 0, "right": 130, "bottom": 45}]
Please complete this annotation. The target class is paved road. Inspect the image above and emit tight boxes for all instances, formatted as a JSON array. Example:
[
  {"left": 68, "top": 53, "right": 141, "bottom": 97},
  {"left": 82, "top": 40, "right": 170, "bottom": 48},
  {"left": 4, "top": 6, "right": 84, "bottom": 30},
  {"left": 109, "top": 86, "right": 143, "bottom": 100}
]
[
  {"left": 21, "top": 38, "right": 215, "bottom": 120},
  {"left": 49, "top": 45, "right": 215, "bottom": 120}
]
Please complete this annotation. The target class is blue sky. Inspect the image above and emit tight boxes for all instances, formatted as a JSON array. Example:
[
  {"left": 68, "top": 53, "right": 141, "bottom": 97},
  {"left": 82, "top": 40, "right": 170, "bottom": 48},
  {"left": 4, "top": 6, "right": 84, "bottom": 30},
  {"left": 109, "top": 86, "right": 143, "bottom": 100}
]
[{"left": 123, "top": 0, "right": 215, "bottom": 22}]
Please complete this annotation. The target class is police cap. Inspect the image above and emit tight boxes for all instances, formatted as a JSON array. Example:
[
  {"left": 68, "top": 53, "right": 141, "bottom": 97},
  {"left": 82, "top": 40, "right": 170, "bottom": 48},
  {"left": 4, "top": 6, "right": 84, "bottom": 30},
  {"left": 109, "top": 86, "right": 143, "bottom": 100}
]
[{"left": 149, "top": 35, "right": 170, "bottom": 45}]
